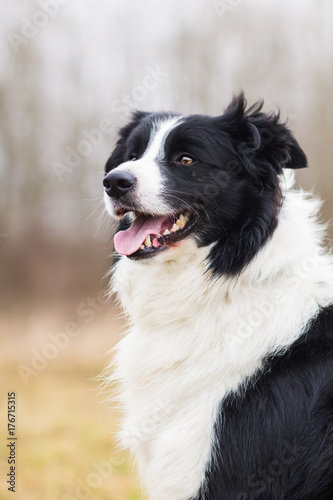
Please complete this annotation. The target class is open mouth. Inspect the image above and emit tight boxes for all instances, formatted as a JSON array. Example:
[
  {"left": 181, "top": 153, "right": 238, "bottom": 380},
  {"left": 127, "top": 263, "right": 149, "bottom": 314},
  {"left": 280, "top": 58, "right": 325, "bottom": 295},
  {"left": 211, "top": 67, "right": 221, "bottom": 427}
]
[{"left": 114, "top": 209, "right": 201, "bottom": 259}]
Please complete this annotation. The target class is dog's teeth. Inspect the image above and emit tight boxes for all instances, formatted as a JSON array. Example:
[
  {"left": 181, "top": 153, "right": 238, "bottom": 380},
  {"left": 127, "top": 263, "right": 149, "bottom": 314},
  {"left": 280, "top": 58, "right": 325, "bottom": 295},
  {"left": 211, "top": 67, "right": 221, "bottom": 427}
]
[
  {"left": 176, "top": 214, "right": 187, "bottom": 228},
  {"left": 163, "top": 229, "right": 171, "bottom": 235},
  {"left": 140, "top": 245, "right": 145, "bottom": 250},
  {"left": 171, "top": 224, "right": 179, "bottom": 232},
  {"left": 144, "top": 235, "right": 151, "bottom": 247},
  {"left": 173, "top": 214, "right": 188, "bottom": 229}
]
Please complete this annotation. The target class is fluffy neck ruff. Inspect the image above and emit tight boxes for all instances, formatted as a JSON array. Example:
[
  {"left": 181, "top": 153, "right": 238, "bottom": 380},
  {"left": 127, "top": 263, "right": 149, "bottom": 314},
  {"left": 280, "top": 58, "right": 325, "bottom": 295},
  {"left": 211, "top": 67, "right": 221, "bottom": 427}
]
[{"left": 107, "top": 174, "right": 333, "bottom": 500}]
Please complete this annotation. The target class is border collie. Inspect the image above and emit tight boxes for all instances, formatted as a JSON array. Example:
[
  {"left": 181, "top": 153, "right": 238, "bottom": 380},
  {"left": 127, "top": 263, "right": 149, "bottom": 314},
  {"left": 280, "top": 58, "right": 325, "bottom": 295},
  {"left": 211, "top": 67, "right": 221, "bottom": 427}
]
[{"left": 103, "top": 94, "right": 333, "bottom": 500}]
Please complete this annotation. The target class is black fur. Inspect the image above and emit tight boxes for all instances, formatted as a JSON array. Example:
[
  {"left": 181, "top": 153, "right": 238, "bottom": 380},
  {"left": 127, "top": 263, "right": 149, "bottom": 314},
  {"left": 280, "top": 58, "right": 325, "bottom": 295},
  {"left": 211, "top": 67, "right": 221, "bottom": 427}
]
[
  {"left": 196, "top": 305, "right": 333, "bottom": 500},
  {"left": 105, "top": 95, "right": 333, "bottom": 500},
  {"left": 105, "top": 94, "right": 307, "bottom": 276}
]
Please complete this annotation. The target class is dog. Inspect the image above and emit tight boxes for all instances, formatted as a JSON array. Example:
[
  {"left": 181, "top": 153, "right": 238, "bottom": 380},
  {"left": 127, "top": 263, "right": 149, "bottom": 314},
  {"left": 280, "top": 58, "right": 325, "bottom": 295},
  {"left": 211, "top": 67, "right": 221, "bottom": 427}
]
[{"left": 103, "top": 94, "right": 333, "bottom": 500}]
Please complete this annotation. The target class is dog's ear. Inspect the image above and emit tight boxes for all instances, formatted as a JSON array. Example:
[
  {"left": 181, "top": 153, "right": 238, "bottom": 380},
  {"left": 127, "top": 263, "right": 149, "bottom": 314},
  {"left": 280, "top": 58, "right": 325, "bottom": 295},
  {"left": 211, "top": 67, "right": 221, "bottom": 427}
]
[
  {"left": 105, "top": 111, "right": 150, "bottom": 173},
  {"left": 220, "top": 93, "right": 307, "bottom": 177}
]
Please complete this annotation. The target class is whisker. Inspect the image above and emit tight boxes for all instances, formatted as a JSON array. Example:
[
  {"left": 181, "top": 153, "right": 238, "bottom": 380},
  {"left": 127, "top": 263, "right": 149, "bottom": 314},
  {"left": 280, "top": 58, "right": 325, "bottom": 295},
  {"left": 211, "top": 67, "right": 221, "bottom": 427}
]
[
  {"left": 84, "top": 196, "right": 105, "bottom": 202},
  {"left": 93, "top": 205, "right": 111, "bottom": 239},
  {"left": 164, "top": 192, "right": 200, "bottom": 217},
  {"left": 86, "top": 199, "right": 105, "bottom": 220}
]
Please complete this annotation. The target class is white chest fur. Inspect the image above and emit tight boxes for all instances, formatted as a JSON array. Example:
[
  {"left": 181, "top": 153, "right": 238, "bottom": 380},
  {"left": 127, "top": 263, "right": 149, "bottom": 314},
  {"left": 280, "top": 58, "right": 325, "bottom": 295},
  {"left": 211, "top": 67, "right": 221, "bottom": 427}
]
[{"left": 108, "top": 189, "right": 333, "bottom": 500}]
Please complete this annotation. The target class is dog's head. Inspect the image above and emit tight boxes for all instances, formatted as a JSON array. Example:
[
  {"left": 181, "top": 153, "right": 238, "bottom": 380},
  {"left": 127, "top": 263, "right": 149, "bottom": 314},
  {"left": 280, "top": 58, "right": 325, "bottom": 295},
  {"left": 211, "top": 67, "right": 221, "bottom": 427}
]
[{"left": 104, "top": 94, "right": 307, "bottom": 275}]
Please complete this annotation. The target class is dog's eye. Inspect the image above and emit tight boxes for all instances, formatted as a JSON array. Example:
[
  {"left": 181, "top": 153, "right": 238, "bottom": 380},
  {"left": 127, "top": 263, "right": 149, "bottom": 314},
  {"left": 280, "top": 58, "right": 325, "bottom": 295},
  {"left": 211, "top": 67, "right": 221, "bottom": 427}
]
[
  {"left": 179, "top": 155, "right": 194, "bottom": 165},
  {"left": 128, "top": 154, "right": 137, "bottom": 161}
]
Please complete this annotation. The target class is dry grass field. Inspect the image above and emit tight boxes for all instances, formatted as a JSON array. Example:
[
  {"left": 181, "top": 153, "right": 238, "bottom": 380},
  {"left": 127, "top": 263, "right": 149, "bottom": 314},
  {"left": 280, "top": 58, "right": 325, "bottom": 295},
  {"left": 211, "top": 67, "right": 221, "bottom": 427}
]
[{"left": 0, "top": 306, "right": 140, "bottom": 500}]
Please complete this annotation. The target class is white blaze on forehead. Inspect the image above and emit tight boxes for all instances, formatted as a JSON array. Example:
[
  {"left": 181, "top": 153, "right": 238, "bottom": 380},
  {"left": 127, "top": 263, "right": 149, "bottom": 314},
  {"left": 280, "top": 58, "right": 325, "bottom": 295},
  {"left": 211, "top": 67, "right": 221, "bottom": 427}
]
[
  {"left": 108, "top": 116, "right": 182, "bottom": 216},
  {"left": 143, "top": 115, "right": 181, "bottom": 161}
]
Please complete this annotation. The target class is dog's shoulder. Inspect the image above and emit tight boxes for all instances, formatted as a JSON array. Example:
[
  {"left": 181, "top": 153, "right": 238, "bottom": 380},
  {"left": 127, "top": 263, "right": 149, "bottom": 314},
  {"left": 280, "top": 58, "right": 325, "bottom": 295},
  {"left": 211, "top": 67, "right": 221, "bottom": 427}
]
[{"left": 199, "top": 305, "right": 333, "bottom": 500}]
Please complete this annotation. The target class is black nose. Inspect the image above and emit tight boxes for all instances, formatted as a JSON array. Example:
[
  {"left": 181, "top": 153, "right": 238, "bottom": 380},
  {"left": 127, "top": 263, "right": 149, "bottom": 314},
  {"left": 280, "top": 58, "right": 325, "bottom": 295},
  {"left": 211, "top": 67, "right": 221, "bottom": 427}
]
[{"left": 103, "top": 170, "right": 137, "bottom": 199}]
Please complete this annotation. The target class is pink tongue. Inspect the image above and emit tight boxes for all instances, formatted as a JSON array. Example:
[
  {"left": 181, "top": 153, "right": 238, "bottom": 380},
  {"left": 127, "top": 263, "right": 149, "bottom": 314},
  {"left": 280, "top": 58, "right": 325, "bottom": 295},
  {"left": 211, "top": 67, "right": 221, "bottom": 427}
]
[{"left": 114, "top": 215, "right": 166, "bottom": 256}]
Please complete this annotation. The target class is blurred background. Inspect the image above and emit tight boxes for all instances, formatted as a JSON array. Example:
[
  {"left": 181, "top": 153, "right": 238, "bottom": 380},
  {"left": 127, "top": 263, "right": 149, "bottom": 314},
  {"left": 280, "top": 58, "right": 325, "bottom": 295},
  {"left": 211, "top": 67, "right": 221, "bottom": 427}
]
[{"left": 0, "top": 0, "right": 332, "bottom": 498}]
